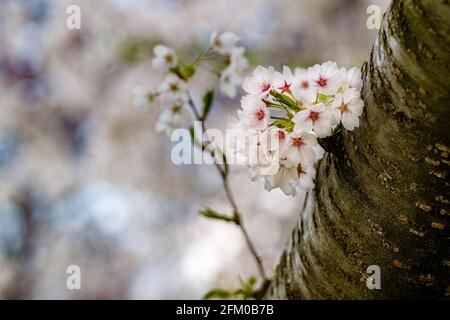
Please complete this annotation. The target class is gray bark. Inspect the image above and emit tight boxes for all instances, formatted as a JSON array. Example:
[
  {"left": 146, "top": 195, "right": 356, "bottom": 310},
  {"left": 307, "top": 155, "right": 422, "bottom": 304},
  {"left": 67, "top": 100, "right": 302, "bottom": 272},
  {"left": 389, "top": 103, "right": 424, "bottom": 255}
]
[{"left": 265, "top": 0, "right": 450, "bottom": 299}]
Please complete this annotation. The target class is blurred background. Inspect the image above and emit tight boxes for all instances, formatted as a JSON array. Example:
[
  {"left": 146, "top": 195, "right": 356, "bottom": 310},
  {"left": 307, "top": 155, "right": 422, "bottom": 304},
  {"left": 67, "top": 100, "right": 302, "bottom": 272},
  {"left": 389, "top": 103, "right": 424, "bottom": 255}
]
[{"left": 0, "top": 0, "right": 389, "bottom": 299}]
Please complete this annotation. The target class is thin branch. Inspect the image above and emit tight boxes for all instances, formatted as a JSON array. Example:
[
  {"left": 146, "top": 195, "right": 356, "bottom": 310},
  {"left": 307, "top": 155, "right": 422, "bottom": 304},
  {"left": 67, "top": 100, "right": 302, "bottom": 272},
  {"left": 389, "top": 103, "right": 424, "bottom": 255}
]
[{"left": 188, "top": 94, "right": 269, "bottom": 283}]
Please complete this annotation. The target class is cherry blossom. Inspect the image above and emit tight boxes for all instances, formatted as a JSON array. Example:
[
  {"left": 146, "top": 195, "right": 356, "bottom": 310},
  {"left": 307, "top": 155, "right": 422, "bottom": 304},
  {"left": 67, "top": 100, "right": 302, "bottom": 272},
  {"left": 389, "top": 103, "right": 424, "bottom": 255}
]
[
  {"left": 132, "top": 86, "right": 159, "bottom": 109},
  {"left": 230, "top": 47, "right": 249, "bottom": 73},
  {"left": 158, "top": 74, "right": 188, "bottom": 102},
  {"left": 137, "top": 33, "right": 365, "bottom": 197},
  {"left": 291, "top": 67, "right": 315, "bottom": 105},
  {"left": 264, "top": 165, "right": 299, "bottom": 196},
  {"left": 295, "top": 163, "right": 316, "bottom": 190},
  {"left": 156, "top": 99, "right": 192, "bottom": 136},
  {"left": 343, "top": 67, "right": 363, "bottom": 91},
  {"left": 281, "top": 131, "right": 318, "bottom": 167},
  {"left": 331, "top": 88, "right": 364, "bottom": 130},
  {"left": 210, "top": 31, "right": 239, "bottom": 55},
  {"left": 242, "top": 66, "right": 282, "bottom": 97},
  {"left": 152, "top": 45, "right": 178, "bottom": 73},
  {"left": 275, "top": 66, "right": 293, "bottom": 94},
  {"left": 237, "top": 95, "right": 270, "bottom": 130},
  {"left": 308, "top": 61, "right": 343, "bottom": 95},
  {"left": 292, "top": 103, "right": 333, "bottom": 138},
  {"left": 220, "top": 67, "right": 242, "bottom": 98}
]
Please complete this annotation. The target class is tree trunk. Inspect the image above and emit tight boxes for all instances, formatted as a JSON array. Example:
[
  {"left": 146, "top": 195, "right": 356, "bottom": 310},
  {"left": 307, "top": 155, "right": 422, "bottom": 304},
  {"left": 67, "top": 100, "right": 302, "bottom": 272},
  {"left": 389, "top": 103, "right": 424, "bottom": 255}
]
[{"left": 265, "top": 0, "right": 450, "bottom": 299}]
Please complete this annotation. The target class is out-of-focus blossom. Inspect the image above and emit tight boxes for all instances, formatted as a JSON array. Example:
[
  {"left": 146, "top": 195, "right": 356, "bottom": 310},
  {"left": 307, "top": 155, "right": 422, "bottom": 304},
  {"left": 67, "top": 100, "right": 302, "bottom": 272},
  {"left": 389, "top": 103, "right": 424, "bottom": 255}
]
[
  {"left": 152, "top": 45, "right": 178, "bottom": 73},
  {"left": 156, "top": 99, "right": 192, "bottom": 136},
  {"left": 210, "top": 31, "right": 239, "bottom": 55}
]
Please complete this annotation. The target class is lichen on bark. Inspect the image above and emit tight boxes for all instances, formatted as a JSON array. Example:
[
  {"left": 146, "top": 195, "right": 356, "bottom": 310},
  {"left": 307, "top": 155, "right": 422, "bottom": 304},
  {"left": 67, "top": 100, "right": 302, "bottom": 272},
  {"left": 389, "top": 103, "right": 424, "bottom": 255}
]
[{"left": 265, "top": 0, "right": 450, "bottom": 299}]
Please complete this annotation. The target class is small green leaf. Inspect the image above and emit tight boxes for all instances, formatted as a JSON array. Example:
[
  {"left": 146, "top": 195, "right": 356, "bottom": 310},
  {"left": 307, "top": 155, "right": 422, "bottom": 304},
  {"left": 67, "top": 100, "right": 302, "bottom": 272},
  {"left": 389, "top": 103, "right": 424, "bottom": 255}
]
[
  {"left": 271, "top": 119, "right": 294, "bottom": 132},
  {"left": 317, "top": 93, "right": 331, "bottom": 102},
  {"left": 201, "top": 89, "right": 215, "bottom": 120},
  {"left": 270, "top": 90, "right": 300, "bottom": 112},
  {"left": 200, "top": 207, "right": 235, "bottom": 223},
  {"left": 247, "top": 276, "right": 257, "bottom": 287},
  {"left": 234, "top": 276, "right": 257, "bottom": 300},
  {"left": 203, "top": 288, "right": 232, "bottom": 300},
  {"left": 180, "top": 64, "right": 196, "bottom": 79}
]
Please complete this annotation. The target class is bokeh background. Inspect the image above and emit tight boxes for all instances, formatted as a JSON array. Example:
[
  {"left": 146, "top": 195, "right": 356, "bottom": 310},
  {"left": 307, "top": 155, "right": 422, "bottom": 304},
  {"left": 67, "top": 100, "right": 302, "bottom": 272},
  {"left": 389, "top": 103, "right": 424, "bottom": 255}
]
[{"left": 0, "top": 0, "right": 389, "bottom": 299}]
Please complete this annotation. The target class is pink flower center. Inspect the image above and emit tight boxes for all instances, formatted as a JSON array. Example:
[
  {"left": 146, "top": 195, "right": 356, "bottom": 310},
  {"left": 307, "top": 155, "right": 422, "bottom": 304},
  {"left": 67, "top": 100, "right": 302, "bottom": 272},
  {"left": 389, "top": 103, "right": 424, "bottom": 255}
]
[
  {"left": 279, "top": 80, "right": 291, "bottom": 93},
  {"left": 261, "top": 81, "right": 271, "bottom": 93},
  {"left": 316, "top": 76, "right": 327, "bottom": 87},
  {"left": 255, "top": 109, "right": 266, "bottom": 121},
  {"left": 292, "top": 137, "right": 305, "bottom": 148},
  {"left": 278, "top": 130, "right": 286, "bottom": 141},
  {"left": 301, "top": 81, "right": 309, "bottom": 89},
  {"left": 309, "top": 111, "right": 320, "bottom": 123}
]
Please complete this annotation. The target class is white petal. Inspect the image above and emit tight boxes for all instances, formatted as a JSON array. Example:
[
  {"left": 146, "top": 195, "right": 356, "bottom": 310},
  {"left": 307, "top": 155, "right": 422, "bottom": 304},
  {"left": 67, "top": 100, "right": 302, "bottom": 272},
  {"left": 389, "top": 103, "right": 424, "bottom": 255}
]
[{"left": 341, "top": 112, "right": 359, "bottom": 131}]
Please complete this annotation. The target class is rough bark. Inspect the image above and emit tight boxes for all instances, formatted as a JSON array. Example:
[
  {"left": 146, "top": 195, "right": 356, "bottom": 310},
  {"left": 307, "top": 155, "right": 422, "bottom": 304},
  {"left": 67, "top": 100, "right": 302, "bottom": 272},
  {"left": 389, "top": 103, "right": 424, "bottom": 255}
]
[{"left": 265, "top": 0, "right": 450, "bottom": 299}]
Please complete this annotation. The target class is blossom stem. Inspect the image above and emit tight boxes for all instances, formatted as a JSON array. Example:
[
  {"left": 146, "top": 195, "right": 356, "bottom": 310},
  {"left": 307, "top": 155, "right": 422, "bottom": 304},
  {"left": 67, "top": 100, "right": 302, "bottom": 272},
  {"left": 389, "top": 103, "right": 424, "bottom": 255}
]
[
  {"left": 271, "top": 116, "right": 284, "bottom": 120},
  {"left": 193, "top": 47, "right": 212, "bottom": 67},
  {"left": 187, "top": 94, "right": 269, "bottom": 284},
  {"left": 198, "top": 64, "right": 221, "bottom": 77}
]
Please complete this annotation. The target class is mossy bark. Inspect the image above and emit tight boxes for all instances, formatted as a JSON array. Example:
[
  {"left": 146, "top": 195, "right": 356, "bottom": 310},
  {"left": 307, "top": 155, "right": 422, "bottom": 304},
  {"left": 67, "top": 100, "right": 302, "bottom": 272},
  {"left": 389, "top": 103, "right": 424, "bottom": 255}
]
[{"left": 265, "top": 0, "right": 450, "bottom": 299}]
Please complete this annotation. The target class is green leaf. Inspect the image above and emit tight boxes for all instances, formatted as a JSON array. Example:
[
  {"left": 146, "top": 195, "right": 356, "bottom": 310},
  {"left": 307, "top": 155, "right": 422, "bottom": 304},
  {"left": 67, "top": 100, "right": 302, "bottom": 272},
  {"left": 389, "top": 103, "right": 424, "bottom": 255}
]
[
  {"left": 180, "top": 64, "right": 196, "bottom": 79},
  {"left": 317, "top": 93, "right": 331, "bottom": 102},
  {"left": 203, "top": 288, "right": 232, "bottom": 300},
  {"left": 234, "top": 276, "right": 257, "bottom": 300},
  {"left": 271, "top": 119, "right": 294, "bottom": 132},
  {"left": 199, "top": 207, "right": 235, "bottom": 223},
  {"left": 201, "top": 89, "right": 215, "bottom": 120},
  {"left": 270, "top": 90, "right": 300, "bottom": 112},
  {"left": 203, "top": 276, "right": 258, "bottom": 300}
]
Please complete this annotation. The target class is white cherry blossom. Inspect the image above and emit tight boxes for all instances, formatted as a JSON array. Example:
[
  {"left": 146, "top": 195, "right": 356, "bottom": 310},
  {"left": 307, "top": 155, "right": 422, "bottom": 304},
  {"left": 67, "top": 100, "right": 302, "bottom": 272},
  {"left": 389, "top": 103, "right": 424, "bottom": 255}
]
[
  {"left": 156, "top": 99, "right": 192, "bottom": 136},
  {"left": 343, "top": 66, "right": 363, "bottom": 91},
  {"left": 152, "top": 45, "right": 178, "bottom": 73},
  {"left": 292, "top": 103, "right": 333, "bottom": 138},
  {"left": 237, "top": 95, "right": 270, "bottom": 130},
  {"left": 230, "top": 47, "right": 248, "bottom": 73},
  {"left": 308, "top": 61, "right": 343, "bottom": 95},
  {"left": 242, "top": 66, "right": 282, "bottom": 97},
  {"left": 133, "top": 86, "right": 159, "bottom": 109},
  {"left": 274, "top": 66, "right": 293, "bottom": 94},
  {"left": 291, "top": 67, "right": 315, "bottom": 105},
  {"left": 158, "top": 74, "right": 188, "bottom": 102},
  {"left": 264, "top": 165, "right": 299, "bottom": 196},
  {"left": 250, "top": 127, "right": 288, "bottom": 177},
  {"left": 331, "top": 88, "right": 364, "bottom": 130},
  {"left": 296, "top": 163, "right": 316, "bottom": 190},
  {"left": 219, "top": 67, "right": 242, "bottom": 98},
  {"left": 210, "top": 31, "right": 239, "bottom": 55},
  {"left": 281, "top": 131, "right": 318, "bottom": 167}
]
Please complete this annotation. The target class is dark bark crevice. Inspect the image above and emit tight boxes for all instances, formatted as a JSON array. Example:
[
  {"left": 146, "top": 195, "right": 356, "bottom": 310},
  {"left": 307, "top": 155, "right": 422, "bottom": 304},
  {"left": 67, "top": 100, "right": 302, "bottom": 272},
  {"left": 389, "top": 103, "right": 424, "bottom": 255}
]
[{"left": 265, "top": 0, "right": 450, "bottom": 299}]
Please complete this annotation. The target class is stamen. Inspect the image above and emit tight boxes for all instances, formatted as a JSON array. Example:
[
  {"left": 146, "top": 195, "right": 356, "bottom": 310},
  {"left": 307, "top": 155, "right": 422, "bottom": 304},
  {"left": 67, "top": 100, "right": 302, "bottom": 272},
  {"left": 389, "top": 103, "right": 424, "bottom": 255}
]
[
  {"left": 301, "top": 81, "right": 309, "bottom": 89},
  {"left": 309, "top": 111, "right": 320, "bottom": 122},
  {"left": 316, "top": 76, "right": 327, "bottom": 87},
  {"left": 262, "top": 82, "right": 271, "bottom": 93},
  {"left": 255, "top": 109, "right": 266, "bottom": 121},
  {"left": 279, "top": 80, "right": 291, "bottom": 93},
  {"left": 292, "top": 137, "right": 304, "bottom": 148}
]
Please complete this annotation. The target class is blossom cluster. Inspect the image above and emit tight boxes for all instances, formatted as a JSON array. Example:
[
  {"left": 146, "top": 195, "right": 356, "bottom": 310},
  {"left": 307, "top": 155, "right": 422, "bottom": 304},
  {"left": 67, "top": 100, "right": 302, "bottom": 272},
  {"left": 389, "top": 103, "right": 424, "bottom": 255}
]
[
  {"left": 133, "top": 31, "right": 248, "bottom": 136},
  {"left": 230, "top": 61, "right": 364, "bottom": 196}
]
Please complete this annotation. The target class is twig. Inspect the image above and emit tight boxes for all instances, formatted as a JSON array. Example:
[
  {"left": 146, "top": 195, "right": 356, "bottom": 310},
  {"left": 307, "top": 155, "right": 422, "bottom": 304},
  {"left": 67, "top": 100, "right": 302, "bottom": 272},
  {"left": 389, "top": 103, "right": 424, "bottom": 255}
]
[{"left": 188, "top": 95, "right": 269, "bottom": 283}]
